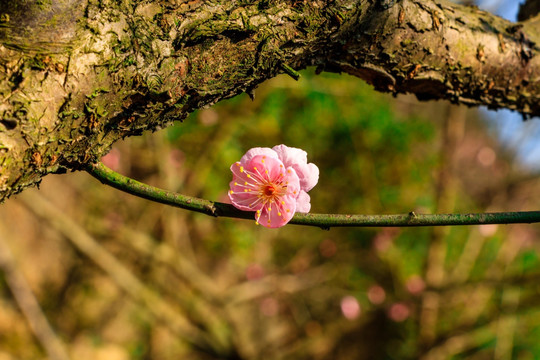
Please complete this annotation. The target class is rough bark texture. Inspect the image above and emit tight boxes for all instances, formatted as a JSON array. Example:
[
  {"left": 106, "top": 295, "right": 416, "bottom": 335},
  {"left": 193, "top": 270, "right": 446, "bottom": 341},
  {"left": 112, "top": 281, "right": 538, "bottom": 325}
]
[
  {"left": 519, "top": 0, "right": 540, "bottom": 21},
  {"left": 0, "top": 0, "right": 539, "bottom": 201}
]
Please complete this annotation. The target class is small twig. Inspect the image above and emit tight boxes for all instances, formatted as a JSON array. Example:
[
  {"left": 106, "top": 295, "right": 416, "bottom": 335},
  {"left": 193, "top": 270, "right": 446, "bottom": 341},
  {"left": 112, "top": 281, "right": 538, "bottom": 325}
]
[
  {"left": 86, "top": 162, "right": 540, "bottom": 228},
  {"left": 0, "top": 236, "right": 71, "bottom": 360},
  {"left": 280, "top": 63, "right": 300, "bottom": 80}
]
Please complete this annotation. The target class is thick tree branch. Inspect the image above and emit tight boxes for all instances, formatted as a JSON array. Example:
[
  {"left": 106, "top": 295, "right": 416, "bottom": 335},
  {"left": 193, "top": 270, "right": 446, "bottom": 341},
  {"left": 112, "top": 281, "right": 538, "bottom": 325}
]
[
  {"left": 329, "top": 1, "right": 540, "bottom": 116},
  {"left": 519, "top": 0, "right": 540, "bottom": 21},
  {"left": 0, "top": 0, "right": 539, "bottom": 201}
]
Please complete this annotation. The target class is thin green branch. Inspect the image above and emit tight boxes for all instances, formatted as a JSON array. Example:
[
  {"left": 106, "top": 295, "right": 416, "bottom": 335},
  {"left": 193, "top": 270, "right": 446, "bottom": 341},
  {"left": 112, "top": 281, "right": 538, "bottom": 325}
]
[
  {"left": 86, "top": 162, "right": 540, "bottom": 228},
  {"left": 280, "top": 63, "right": 300, "bottom": 80}
]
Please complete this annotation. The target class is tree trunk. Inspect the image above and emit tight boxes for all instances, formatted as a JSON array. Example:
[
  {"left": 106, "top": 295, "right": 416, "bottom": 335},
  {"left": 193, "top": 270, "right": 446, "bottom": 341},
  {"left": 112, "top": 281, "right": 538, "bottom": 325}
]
[{"left": 0, "top": 0, "right": 539, "bottom": 201}]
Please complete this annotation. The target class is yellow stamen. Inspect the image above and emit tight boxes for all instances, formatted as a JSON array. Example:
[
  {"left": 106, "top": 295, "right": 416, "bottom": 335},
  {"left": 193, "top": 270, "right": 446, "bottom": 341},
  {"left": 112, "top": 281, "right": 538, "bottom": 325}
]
[{"left": 240, "top": 166, "right": 244, "bottom": 172}]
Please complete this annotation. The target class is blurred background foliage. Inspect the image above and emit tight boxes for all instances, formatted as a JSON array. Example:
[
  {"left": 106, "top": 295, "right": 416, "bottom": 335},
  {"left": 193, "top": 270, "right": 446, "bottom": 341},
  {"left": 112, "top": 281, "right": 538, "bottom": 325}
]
[{"left": 2, "top": 66, "right": 540, "bottom": 360}]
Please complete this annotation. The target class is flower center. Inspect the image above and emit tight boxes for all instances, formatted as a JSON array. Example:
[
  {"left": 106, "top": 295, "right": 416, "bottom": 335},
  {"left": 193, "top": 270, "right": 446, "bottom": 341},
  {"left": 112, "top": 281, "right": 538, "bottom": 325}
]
[{"left": 263, "top": 184, "right": 277, "bottom": 196}]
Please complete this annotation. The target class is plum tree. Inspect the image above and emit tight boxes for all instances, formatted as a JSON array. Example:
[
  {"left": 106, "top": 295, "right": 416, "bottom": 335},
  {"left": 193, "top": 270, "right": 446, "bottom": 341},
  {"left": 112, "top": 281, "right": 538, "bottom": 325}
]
[{"left": 0, "top": 0, "right": 539, "bottom": 201}]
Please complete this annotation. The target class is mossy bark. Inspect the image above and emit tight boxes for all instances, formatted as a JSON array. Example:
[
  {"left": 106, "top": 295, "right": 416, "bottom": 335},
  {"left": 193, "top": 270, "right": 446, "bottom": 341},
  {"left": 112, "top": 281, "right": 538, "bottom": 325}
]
[{"left": 0, "top": 0, "right": 539, "bottom": 201}]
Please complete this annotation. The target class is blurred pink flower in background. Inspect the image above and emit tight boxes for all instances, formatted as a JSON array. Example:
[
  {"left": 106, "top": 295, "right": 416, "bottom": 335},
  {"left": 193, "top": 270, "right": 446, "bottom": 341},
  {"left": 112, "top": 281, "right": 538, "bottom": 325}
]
[
  {"left": 341, "top": 296, "right": 361, "bottom": 320},
  {"left": 246, "top": 263, "right": 265, "bottom": 281},
  {"left": 405, "top": 275, "right": 426, "bottom": 295},
  {"left": 367, "top": 285, "right": 386, "bottom": 305},
  {"left": 260, "top": 297, "right": 279, "bottom": 317},
  {"left": 228, "top": 145, "right": 319, "bottom": 228},
  {"left": 101, "top": 148, "right": 121, "bottom": 171},
  {"left": 388, "top": 302, "right": 410, "bottom": 322}
]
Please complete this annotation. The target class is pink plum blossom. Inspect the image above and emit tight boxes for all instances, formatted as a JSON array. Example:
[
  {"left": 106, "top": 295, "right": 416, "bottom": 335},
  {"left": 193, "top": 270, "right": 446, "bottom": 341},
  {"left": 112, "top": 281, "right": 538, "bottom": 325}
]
[
  {"left": 228, "top": 145, "right": 319, "bottom": 228},
  {"left": 341, "top": 296, "right": 361, "bottom": 320}
]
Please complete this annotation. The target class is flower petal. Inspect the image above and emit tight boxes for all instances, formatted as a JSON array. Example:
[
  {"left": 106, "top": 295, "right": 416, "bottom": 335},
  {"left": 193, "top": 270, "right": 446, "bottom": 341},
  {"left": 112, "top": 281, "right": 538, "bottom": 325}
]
[
  {"left": 283, "top": 165, "right": 301, "bottom": 198},
  {"left": 248, "top": 155, "right": 284, "bottom": 183},
  {"left": 294, "top": 162, "right": 319, "bottom": 192},
  {"left": 272, "top": 145, "right": 307, "bottom": 167},
  {"left": 257, "top": 194, "right": 297, "bottom": 228},
  {"left": 230, "top": 162, "right": 252, "bottom": 183},
  {"left": 229, "top": 161, "right": 263, "bottom": 211},
  {"left": 228, "top": 180, "right": 263, "bottom": 211},
  {"left": 272, "top": 145, "right": 319, "bottom": 192},
  {"left": 295, "top": 190, "right": 311, "bottom": 213},
  {"left": 240, "top": 147, "right": 278, "bottom": 165}
]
